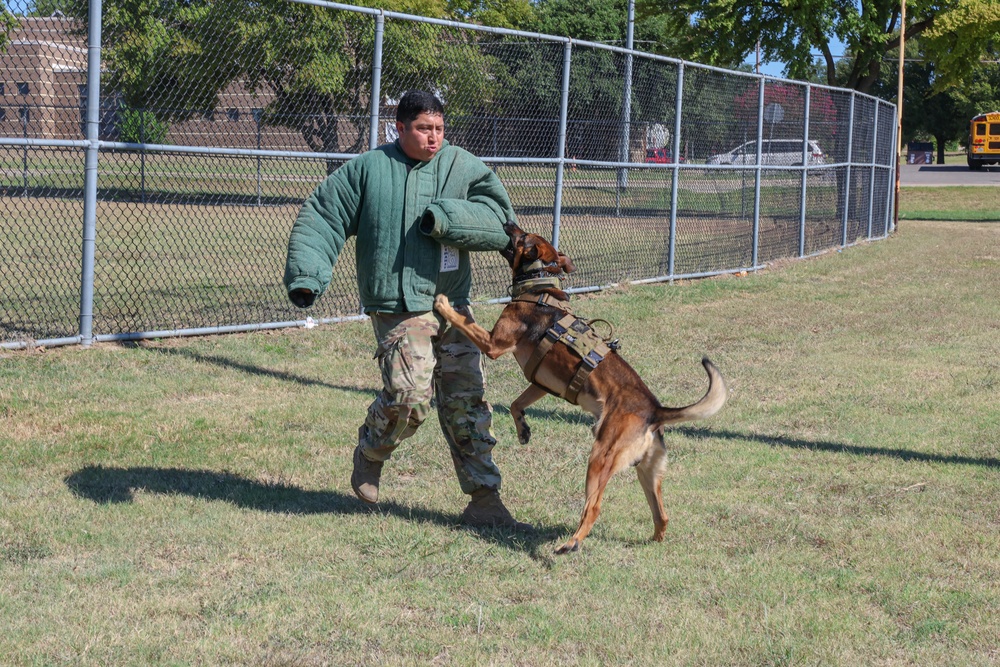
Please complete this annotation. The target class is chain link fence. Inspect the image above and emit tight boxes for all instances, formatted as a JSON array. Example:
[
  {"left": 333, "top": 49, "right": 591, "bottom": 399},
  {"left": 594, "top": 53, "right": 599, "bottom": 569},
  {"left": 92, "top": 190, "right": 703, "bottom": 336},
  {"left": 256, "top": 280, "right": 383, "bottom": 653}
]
[{"left": 0, "top": 1, "right": 896, "bottom": 350}]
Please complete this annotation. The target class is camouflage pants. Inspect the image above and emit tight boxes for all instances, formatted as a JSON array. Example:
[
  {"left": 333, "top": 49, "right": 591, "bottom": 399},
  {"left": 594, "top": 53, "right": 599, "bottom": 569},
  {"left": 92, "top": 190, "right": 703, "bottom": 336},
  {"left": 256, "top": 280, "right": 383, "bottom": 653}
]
[{"left": 359, "top": 307, "right": 502, "bottom": 494}]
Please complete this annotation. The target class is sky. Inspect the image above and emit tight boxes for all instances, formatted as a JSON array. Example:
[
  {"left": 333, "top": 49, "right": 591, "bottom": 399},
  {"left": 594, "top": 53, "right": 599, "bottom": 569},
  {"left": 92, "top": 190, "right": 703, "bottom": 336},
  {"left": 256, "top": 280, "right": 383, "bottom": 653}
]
[
  {"left": 7, "top": 0, "right": 31, "bottom": 15},
  {"left": 749, "top": 36, "right": 851, "bottom": 82}
]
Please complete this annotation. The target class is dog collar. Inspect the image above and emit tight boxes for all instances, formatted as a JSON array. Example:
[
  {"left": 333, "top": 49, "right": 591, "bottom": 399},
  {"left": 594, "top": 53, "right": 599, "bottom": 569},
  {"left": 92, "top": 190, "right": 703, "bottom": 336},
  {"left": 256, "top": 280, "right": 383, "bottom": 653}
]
[{"left": 510, "top": 275, "right": 564, "bottom": 299}]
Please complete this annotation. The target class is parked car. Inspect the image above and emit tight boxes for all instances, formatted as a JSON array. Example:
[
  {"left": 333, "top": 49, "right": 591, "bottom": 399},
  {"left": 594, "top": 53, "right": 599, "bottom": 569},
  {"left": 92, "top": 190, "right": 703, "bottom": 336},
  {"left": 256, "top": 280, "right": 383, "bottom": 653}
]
[
  {"left": 645, "top": 147, "right": 685, "bottom": 163},
  {"left": 706, "top": 139, "right": 825, "bottom": 166}
]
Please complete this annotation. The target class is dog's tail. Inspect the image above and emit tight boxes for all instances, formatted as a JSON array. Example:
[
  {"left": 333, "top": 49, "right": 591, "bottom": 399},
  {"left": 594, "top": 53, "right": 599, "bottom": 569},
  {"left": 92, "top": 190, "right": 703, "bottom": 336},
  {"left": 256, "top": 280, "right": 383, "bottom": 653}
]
[{"left": 654, "top": 357, "right": 728, "bottom": 427}]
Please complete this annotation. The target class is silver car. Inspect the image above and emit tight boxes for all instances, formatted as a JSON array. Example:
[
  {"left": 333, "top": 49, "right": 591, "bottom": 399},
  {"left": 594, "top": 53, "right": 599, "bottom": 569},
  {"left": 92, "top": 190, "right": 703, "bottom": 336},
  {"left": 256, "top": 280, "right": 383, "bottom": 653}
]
[{"left": 706, "top": 139, "right": 826, "bottom": 166}]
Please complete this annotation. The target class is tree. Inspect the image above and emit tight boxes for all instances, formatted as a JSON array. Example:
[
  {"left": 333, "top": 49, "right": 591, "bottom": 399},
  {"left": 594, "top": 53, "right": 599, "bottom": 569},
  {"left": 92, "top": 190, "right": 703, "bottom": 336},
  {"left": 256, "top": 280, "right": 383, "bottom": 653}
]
[
  {"left": 902, "top": 57, "right": 1000, "bottom": 163},
  {"left": 513, "top": 0, "right": 685, "bottom": 160},
  {"left": 55, "top": 0, "right": 529, "bottom": 170},
  {"left": 0, "top": 2, "right": 19, "bottom": 53},
  {"left": 638, "top": 0, "right": 1000, "bottom": 95}
]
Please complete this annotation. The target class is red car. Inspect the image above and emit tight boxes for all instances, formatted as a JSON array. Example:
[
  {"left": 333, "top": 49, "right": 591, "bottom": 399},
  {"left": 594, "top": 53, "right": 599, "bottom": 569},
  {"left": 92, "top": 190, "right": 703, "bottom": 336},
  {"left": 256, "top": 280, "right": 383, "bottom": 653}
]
[{"left": 645, "top": 147, "right": 684, "bottom": 163}]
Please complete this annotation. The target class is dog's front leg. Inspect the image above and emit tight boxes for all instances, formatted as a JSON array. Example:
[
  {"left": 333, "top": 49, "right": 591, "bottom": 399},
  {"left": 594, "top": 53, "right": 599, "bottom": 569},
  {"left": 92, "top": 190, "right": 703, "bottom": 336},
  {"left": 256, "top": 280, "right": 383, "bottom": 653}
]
[
  {"left": 510, "top": 384, "right": 548, "bottom": 445},
  {"left": 434, "top": 294, "right": 516, "bottom": 359}
]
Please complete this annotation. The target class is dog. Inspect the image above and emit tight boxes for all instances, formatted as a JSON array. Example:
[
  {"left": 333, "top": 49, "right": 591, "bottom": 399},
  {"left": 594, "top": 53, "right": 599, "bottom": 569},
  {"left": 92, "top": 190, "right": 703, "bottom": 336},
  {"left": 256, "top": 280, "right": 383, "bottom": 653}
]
[{"left": 434, "top": 221, "right": 727, "bottom": 553}]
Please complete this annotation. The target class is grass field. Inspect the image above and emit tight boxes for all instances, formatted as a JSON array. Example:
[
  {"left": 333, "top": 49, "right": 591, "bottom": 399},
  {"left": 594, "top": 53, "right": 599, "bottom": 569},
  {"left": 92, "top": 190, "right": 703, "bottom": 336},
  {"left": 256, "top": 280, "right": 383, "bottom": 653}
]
[
  {"left": 2, "top": 211, "right": 997, "bottom": 664},
  {"left": 898, "top": 186, "right": 1000, "bottom": 222}
]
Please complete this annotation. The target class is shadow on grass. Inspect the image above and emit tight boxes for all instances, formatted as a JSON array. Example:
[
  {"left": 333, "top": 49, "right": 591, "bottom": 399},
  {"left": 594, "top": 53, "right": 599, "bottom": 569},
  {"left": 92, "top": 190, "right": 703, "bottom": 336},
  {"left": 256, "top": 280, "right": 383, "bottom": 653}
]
[
  {"left": 140, "top": 345, "right": 377, "bottom": 397},
  {"left": 677, "top": 426, "right": 999, "bottom": 469},
  {"left": 137, "top": 345, "right": 599, "bottom": 426},
  {"left": 64, "top": 465, "right": 570, "bottom": 562}
]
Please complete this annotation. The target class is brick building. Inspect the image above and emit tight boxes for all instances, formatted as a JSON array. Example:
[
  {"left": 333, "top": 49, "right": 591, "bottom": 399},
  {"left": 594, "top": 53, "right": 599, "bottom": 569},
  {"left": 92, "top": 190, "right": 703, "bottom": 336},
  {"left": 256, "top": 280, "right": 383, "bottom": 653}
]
[
  {"left": 0, "top": 15, "right": 372, "bottom": 152},
  {"left": 0, "top": 15, "right": 87, "bottom": 140}
]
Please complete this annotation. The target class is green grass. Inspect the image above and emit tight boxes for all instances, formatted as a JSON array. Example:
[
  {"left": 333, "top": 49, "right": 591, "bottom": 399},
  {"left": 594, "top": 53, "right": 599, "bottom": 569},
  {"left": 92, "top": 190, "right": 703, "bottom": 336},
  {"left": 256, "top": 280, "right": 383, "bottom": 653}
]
[
  {"left": 899, "top": 186, "right": 1000, "bottom": 222},
  {"left": 2, "top": 218, "right": 998, "bottom": 665}
]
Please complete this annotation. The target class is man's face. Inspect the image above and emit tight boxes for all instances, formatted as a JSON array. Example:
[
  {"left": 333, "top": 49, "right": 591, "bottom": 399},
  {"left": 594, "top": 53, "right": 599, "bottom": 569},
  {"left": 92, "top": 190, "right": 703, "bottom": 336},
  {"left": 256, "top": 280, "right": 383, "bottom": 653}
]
[{"left": 396, "top": 111, "right": 444, "bottom": 162}]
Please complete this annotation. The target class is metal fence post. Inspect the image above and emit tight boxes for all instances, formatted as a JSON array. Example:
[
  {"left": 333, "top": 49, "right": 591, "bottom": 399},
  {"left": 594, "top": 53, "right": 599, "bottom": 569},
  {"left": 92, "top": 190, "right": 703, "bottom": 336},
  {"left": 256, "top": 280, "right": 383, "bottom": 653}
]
[
  {"left": 667, "top": 63, "right": 683, "bottom": 279},
  {"left": 552, "top": 39, "right": 572, "bottom": 249},
  {"left": 79, "top": 0, "right": 103, "bottom": 348},
  {"left": 616, "top": 0, "right": 635, "bottom": 214},
  {"left": 798, "top": 85, "right": 811, "bottom": 257},
  {"left": 867, "top": 102, "right": 879, "bottom": 239},
  {"left": 752, "top": 77, "right": 764, "bottom": 268},
  {"left": 884, "top": 102, "right": 897, "bottom": 236},
  {"left": 255, "top": 110, "right": 262, "bottom": 206},
  {"left": 20, "top": 106, "right": 28, "bottom": 196},
  {"left": 140, "top": 112, "right": 147, "bottom": 204},
  {"left": 368, "top": 12, "right": 384, "bottom": 151},
  {"left": 842, "top": 92, "right": 855, "bottom": 247}
]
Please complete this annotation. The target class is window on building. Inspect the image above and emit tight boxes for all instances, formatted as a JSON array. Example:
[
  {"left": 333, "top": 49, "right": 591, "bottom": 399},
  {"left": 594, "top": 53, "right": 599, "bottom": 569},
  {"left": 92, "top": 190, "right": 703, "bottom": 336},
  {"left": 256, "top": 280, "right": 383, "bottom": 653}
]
[
  {"left": 0, "top": 84, "right": 5, "bottom": 96},
  {"left": 17, "top": 82, "right": 29, "bottom": 95},
  {"left": 0, "top": 108, "right": 6, "bottom": 122},
  {"left": 226, "top": 108, "right": 239, "bottom": 121},
  {"left": 19, "top": 106, "right": 30, "bottom": 124},
  {"left": 203, "top": 109, "right": 215, "bottom": 122},
  {"left": 252, "top": 108, "right": 263, "bottom": 123}
]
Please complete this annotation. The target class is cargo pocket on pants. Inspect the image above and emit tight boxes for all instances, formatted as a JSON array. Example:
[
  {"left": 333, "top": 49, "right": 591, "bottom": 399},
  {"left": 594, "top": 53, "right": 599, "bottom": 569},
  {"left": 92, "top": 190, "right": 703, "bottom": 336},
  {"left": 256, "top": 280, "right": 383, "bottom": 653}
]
[{"left": 375, "top": 330, "right": 416, "bottom": 396}]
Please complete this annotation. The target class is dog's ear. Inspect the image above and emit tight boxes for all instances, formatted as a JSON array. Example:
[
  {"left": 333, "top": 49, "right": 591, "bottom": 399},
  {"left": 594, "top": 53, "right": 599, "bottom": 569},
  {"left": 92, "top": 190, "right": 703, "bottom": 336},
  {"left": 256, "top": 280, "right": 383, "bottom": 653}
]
[
  {"left": 533, "top": 240, "right": 575, "bottom": 274},
  {"left": 556, "top": 253, "right": 576, "bottom": 274}
]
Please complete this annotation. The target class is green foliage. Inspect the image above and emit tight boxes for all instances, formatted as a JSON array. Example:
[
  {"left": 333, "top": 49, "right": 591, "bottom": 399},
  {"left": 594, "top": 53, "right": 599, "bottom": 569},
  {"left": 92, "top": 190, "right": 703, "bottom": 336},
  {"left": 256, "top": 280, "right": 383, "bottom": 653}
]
[
  {"left": 56, "top": 0, "right": 525, "bottom": 158},
  {"left": 922, "top": 0, "right": 1000, "bottom": 91},
  {"left": 116, "top": 105, "right": 170, "bottom": 144},
  {"left": 638, "top": 0, "right": 998, "bottom": 95},
  {"left": 446, "top": 0, "right": 535, "bottom": 29},
  {"left": 0, "top": 2, "right": 19, "bottom": 52}
]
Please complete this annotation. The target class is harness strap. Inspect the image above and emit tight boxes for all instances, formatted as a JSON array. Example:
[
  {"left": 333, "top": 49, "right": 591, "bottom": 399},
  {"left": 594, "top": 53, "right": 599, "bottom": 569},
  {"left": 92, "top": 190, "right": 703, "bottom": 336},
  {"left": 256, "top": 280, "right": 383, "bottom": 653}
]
[
  {"left": 522, "top": 313, "right": 574, "bottom": 383},
  {"left": 522, "top": 313, "right": 612, "bottom": 405},
  {"left": 512, "top": 291, "right": 570, "bottom": 310},
  {"left": 564, "top": 339, "right": 611, "bottom": 404}
]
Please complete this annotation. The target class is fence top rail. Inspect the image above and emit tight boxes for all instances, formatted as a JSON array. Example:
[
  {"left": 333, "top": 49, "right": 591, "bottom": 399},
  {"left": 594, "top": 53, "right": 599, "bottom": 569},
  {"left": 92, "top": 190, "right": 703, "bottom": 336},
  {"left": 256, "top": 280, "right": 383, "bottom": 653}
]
[
  {"left": 97, "top": 141, "right": 356, "bottom": 161},
  {"left": 284, "top": 0, "right": 892, "bottom": 107},
  {"left": 0, "top": 138, "right": 91, "bottom": 149}
]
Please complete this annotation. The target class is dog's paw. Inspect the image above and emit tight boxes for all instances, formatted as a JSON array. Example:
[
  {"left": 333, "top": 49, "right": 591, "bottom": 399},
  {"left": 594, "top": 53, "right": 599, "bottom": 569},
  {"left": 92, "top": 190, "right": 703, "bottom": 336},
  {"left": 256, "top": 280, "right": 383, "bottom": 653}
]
[
  {"left": 555, "top": 539, "right": 581, "bottom": 555},
  {"left": 516, "top": 422, "right": 531, "bottom": 445},
  {"left": 433, "top": 294, "right": 452, "bottom": 313}
]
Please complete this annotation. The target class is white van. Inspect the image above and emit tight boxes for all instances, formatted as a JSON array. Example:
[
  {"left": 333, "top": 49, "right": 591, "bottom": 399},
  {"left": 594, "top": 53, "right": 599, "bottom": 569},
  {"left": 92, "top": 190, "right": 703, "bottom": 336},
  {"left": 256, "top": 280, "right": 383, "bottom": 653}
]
[{"left": 706, "top": 139, "right": 825, "bottom": 166}]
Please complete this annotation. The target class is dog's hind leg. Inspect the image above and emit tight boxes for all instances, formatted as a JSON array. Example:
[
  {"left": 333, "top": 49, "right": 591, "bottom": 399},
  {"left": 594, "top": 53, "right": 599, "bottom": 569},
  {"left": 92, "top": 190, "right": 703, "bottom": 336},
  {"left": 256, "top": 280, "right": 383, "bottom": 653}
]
[
  {"left": 635, "top": 432, "right": 669, "bottom": 542},
  {"left": 510, "top": 384, "right": 548, "bottom": 445},
  {"left": 556, "top": 418, "right": 648, "bottom": 554}
]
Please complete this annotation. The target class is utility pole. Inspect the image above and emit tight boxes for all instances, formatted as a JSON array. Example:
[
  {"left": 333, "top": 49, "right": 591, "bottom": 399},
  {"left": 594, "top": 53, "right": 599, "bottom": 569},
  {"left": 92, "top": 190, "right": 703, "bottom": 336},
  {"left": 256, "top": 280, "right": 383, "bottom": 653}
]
[{"left": 894, "top": 0, "right": 906, "bottom": 232}]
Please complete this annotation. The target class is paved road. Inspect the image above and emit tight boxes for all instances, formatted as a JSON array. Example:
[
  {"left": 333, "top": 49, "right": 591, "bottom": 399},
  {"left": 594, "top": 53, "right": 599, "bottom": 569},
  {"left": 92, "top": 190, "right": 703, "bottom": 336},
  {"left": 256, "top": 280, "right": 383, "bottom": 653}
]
[{"left": 899, "top": 163, "right": 1000, "bottom": 187}]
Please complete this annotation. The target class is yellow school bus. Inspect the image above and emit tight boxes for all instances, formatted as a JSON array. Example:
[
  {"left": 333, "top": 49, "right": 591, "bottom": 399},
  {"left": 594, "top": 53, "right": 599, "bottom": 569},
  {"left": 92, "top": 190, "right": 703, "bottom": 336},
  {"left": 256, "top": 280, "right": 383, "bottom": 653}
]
[{"left": 967, "top": 111, "right": 1000, "bottom": 170}]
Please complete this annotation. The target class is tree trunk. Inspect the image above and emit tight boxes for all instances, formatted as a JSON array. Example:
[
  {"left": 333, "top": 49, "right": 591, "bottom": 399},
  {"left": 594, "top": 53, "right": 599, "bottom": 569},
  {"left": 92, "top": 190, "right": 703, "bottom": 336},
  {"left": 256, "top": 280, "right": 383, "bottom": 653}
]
[{"left": 935, "top": 136, "right": 946, "bottom": 164}]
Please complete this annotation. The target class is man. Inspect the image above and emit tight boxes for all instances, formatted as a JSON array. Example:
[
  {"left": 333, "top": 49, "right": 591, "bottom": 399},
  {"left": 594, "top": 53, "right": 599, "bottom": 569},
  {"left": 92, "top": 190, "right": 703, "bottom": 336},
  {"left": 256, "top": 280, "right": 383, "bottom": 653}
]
[{"left": 284, "top": 90, "right": 529, "bottom": 529}]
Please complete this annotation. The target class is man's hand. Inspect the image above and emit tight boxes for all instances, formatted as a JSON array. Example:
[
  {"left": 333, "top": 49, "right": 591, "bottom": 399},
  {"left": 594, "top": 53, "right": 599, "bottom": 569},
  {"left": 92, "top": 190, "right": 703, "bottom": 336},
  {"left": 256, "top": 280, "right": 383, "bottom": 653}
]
[
  {"left": 289, "top": 289, "right": 316, "bottom": 308},
  {"left": 433, "top": 294, "right": 453, "bottom": 316}
]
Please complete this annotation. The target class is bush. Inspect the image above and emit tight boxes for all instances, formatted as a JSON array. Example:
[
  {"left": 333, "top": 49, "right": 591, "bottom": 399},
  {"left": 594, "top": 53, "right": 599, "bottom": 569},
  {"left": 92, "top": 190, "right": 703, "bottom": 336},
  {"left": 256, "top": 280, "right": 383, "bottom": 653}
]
[{"left": 117, "top": 107, "right": 169, "bottom": 144}]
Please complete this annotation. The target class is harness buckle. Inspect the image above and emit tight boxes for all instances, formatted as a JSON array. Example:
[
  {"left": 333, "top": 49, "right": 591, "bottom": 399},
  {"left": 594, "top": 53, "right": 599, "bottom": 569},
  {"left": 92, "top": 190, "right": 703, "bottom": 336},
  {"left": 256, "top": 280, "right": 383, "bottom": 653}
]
[{"left": 583, "top": 350, "right": 603, "bottom": 368}]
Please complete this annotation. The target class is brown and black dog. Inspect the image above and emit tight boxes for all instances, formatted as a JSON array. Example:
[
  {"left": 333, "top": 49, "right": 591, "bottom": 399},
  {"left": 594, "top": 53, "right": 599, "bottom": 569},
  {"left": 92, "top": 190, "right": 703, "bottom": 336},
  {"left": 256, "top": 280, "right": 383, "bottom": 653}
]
[{"left": 434, "top": 221, "right": 727, "bottom": 554}]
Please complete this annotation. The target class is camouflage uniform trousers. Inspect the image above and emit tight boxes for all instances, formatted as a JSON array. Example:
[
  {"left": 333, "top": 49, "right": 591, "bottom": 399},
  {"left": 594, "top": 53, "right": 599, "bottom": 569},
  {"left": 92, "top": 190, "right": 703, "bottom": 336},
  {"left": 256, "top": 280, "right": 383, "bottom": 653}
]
[{"left": 358, "top": 307, "right": 502, "bottom": 494}]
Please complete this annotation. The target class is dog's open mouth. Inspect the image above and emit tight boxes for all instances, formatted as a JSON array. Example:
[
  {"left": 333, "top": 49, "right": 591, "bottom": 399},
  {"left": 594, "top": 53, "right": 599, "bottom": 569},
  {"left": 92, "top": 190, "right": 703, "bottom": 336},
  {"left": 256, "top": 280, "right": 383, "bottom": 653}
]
[{"left": 500, "top": 239, "right": 515, "bottom": 264}]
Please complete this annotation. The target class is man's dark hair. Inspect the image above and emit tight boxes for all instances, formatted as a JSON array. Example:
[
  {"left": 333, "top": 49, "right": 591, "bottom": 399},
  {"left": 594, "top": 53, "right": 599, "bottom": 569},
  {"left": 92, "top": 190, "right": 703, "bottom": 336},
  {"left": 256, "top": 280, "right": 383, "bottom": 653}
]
[{"left": 396, "top": 90, "right": 444, "bottom": 125}]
